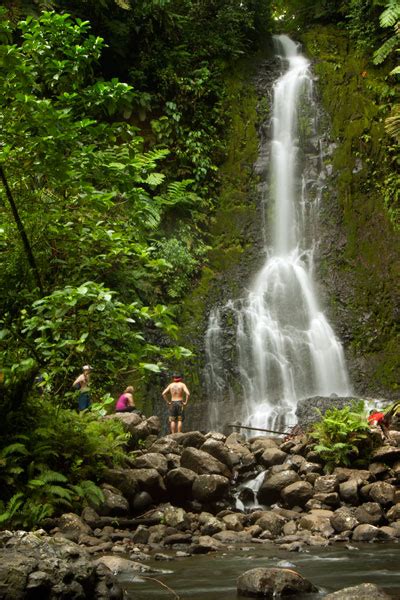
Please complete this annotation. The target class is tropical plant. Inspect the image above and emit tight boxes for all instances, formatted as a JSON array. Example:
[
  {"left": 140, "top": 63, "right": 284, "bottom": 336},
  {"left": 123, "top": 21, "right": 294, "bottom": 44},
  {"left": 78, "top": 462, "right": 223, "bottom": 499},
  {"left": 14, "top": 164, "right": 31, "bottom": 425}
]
[{"left": 309, "top": 402, "right": 373, "bottom": 472}]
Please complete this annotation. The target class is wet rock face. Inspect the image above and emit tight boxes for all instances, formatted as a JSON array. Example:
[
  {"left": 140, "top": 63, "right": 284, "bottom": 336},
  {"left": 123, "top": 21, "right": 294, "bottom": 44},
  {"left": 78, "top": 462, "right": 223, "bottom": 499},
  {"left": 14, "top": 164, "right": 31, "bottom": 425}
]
[
  {"left": 296, "top": 396, "right": 361, "bottom": 429},
  {"left": 236, "top": 567, "right": 318, "bottom": 598}
]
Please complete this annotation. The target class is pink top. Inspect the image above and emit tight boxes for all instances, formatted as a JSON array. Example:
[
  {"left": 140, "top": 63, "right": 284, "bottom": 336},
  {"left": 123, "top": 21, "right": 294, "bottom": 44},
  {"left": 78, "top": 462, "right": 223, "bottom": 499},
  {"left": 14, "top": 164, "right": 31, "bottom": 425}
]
[{"left": 116, "top": 394, "right": 129, "bottom": 410}]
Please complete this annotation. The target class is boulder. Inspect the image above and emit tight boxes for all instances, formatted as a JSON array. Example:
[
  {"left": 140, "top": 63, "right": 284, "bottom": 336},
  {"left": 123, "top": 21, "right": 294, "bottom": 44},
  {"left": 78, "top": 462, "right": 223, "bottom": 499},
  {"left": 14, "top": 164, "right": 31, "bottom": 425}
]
[
  {"left": 352, "top": 524, "right": 379, "bottom": 541},
  {"left": 368, "top": 481, "right": 395, "bottom": 506},
  {"left": 257, "top": 470, "right": 300, "bottom": 505},
  {"left": 237, "top": 567, "right": 318, "bottom": 598},
  {"left": 181, "top": 447, "right": 231, "bottom": 478},
  {"left": 163, "top": 505, "right": 190, "bottom": 530},
  {"left": 314, "top": 474, "right": 339, "bottom": 494},
  {"left": 201, "top": 438, "right": 236, "bottom": 468},
  {"left": 179, "top": 431, "right": 207, "bottom": 448},
  {"left": 330, "top": 507, "right": 359, "bottom": 532},
  {"left": 224, "top": 434, "right": 256, "bottom": 470},
  {"left": 386, "top": 503, "right": 400, "bottom": 522},
  {"left": 133, "top": 452, "right": 168, "bottom": 475},
  {"left": 192, "top": 474, "right": 230, "bottom": 503},
  {"left": 57, "top": 513, "right": 92, "bottom": 542},
  {"left": 333, "top": 468, "right": 372, "bottom": 484},
  {"left": 250, "top": 438, "right": 279, "bottom": 452},
  {"left": 106, "top": 412, "right": 142, "bottom": 435},
  {"left": 339, "top": 479, "right": 359, "bottom": 504},
  {"left": 371, "top": 446, "right": 400, "bottom": 462},
  {"left": 149, "top": 437, "right": 182, "bottom": 456},
  {"left": 323, "top": 582, "right": 392, "bottom": 599},
  {"left": 281, "top": 481, "right": 314, "bottom": 508},
  {"left": 256, "top": 512, "right": 286, "bottom": 537},
  {"left": 298, "top": 510, "right": 334, "bottom": 538},
  {"left": 98, "top": 485, "right": 129, "bottom": 517},
  {"left": 199, "top": 513, "right": 226, "bottom": 535},
  {"left": 258, "top": 448, "right": 288, "bottom": 468},
  {"left": 354, "top": 502, "right": 383, "bottom": 525},
  {"left": 166, "top": 467, "right": 197, "bottom": 499},
  {"left": 298, "top": 461, "right": 322, "bottom": 476},
  {"left": 222, "top": 513, "right": 245, "bottom": 532},
  {"left": 190, "top": 535, "right": 224, "bottom": 553}
]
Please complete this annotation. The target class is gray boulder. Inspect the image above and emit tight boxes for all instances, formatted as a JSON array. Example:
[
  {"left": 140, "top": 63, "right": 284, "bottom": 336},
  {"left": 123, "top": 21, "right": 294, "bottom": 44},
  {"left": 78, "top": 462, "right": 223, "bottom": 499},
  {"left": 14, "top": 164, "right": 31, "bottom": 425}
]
[
  {"left": 323, "top": 582, "right": 392, "bottom": 599},
  {"left": 98, "top": 485, "right": 129, "bottom": 517},
  {"left": 330, "top": 507, "right": 359, "bottom": 533},
  {"left": 134, "top": 452, "right": 169, "bottom": 475},
  {"left": 181, "top": 447, "right": 231, "bottom": 478},
  {"left": 192, "top": 474, "right": 230, "bottom": 503},
  {"left": 281, "top": 481, "right": 314, "bottom": 508},
  {"left": 237, "top": 567, "right": 318, "bottom": 598},
  {"left": 166, "top": 467, "right": 197, "bottom": 499},
  {"left": 258, "top": 448, "right": 288, "bottom": 468},
  {"left": 352, "top": 524, "right": 379, "bottom": 541},
  {"left": 354, "top": 502, "right": 383, "bottom": 525},
  {"left": 257, "top": 470, "right": 300, "bottom": 505}
]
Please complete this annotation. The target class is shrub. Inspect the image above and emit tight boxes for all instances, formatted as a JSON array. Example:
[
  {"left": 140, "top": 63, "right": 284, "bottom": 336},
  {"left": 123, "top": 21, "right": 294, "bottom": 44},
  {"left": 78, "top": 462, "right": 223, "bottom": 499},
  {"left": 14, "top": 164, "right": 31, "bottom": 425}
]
[{"left": 309, "top": 401, "right": 373, "bottom": 472}]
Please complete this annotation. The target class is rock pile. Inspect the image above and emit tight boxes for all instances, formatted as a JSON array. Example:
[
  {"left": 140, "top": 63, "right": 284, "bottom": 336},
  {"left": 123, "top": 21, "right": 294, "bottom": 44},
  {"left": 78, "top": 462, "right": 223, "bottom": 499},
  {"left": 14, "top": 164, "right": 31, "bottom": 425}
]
[
  {"left": 1, "top": 412, "right": 400, "bottom": 599},
  {"left": 67, "top": 416, "right": 400, "bottom": 551}
]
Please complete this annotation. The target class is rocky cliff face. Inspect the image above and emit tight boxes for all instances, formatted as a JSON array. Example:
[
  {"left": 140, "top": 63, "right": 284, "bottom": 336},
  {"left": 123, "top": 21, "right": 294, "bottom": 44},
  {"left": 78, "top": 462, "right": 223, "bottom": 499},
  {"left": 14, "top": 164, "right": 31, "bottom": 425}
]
[{"left": 301, "top": 26, "right": 400, "bottom": 401}]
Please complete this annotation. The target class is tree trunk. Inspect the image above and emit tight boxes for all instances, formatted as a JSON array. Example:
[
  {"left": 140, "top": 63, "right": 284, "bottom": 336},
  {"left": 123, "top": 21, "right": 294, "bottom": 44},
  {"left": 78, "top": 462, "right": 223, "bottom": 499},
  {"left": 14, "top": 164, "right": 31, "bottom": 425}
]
[{"left": 0, "top": 164, "right": 44, "bottom": 295}]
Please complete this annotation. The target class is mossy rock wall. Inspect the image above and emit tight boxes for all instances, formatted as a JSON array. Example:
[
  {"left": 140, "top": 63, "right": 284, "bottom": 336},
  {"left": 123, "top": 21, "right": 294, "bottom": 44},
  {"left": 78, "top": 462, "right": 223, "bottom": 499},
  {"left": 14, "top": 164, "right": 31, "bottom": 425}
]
[
  {"left": 301, "top": 26, "right": 400, "bottom": 399},
  {"left": 174, "top": 54, "right": 277, "bottom": 430}
]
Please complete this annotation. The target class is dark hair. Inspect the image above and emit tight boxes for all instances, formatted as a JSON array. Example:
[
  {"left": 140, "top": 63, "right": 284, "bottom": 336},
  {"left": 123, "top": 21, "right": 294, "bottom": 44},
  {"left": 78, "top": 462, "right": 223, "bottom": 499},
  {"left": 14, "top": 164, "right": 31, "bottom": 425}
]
[{"left": 172, "top": 373, "right": 183, "bottom": 379}]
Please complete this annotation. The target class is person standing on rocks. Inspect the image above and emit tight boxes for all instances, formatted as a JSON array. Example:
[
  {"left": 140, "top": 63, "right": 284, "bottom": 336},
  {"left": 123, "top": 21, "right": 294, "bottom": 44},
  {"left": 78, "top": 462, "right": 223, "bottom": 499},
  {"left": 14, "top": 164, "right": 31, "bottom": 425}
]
[
  {"left": 162, "top": 373, "right": 190, "bottom": 433},
  {"left": 73, "top": 365, "right": 92, "bottom": 411}
]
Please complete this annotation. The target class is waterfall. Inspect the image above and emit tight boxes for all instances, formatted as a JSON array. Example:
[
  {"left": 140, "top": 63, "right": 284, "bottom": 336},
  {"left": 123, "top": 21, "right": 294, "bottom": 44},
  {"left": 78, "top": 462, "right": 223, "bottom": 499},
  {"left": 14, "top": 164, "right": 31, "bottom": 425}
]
[{"left": 204, "top": 35, "right": 351, "bottom": 432}]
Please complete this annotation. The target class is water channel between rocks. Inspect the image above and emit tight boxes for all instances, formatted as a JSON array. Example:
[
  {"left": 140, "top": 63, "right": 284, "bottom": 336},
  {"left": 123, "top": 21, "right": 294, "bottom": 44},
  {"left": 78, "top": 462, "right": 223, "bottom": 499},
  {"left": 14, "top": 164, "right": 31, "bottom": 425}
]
[{"left": 121, "top": 543, "right": 400, "bottom": 599}]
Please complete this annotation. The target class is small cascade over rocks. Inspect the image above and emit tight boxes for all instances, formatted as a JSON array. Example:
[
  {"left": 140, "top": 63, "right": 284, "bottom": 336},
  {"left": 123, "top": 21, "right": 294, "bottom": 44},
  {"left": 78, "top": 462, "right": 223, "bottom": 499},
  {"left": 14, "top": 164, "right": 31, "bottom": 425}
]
[{"left": 204, "top": 36, "right": 351, "bottom": 433}]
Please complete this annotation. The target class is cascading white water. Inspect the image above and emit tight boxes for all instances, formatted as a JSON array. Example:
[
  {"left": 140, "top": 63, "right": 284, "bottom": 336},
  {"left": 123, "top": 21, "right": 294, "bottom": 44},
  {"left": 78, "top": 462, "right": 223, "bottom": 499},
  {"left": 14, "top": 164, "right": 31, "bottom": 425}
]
[{"left": 204, "top": 35, "right": 351, "bottom": 432}]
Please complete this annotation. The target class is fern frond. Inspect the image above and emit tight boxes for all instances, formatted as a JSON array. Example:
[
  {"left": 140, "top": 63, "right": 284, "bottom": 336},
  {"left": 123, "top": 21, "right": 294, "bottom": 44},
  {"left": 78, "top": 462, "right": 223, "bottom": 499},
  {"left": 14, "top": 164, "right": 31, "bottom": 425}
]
[
  {"left": 373, "top": 34, "right": 399, "bottom": 64},
  {"left": 0, "top": 443, "right": 29, "bottom": 457},
  {"left": 47, "top": 485, "right": 73, "bottom": 500},
  {"left": 380, "top": 1, "right": 400, "bottom": 28},
  {"left": 0, "top": 492, "right": 24, "bottom": 523},
  {"left": 115, "top": 0, "right": 131, "bottom": 9},
  {"left": 385, "top": 107, "right": 400, "bottom": 143}
]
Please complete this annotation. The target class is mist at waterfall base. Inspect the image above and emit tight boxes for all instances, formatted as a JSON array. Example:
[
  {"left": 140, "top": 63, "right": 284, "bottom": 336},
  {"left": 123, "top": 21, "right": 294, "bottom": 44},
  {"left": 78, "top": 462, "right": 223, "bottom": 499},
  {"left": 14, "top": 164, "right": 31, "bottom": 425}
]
[{"left": 205, "top": 35, "right": 351, "bottom": 433}]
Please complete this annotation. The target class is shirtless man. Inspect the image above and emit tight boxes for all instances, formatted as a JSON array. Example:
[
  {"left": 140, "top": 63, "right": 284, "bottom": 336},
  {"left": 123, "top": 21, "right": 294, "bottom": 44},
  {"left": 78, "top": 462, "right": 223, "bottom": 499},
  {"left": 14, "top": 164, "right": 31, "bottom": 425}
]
[{"left": 162, "top": 373, "right": 190, "bottom": 433}]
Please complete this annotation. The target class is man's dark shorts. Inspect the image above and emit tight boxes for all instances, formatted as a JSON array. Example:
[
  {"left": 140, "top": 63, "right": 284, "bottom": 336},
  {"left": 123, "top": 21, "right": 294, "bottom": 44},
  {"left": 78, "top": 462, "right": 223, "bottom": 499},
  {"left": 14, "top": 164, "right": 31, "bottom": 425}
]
[{"left": 169, "top": 401, "right": 184, "bottom": 421}]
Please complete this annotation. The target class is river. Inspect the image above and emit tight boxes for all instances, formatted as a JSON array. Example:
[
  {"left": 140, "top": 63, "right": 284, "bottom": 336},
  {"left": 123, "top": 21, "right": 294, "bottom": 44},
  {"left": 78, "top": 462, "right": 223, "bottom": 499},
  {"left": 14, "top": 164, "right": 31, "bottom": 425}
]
[{"left": 122, "top": 542, "right": 400, "bottom": 598}]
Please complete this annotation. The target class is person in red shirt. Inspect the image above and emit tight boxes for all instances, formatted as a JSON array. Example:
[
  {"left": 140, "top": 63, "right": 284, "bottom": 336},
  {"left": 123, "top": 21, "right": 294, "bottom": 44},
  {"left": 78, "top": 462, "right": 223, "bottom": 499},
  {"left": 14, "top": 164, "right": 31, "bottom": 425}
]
[{"left": 368, "top": 410, "right": 390, "bottom": 438}]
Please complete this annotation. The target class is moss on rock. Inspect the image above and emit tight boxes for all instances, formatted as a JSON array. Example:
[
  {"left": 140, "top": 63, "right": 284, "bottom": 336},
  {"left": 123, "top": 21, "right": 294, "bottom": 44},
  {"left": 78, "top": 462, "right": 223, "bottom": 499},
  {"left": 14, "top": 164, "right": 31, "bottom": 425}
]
[{"left": 302, "top": 26, "right": 400, "bottom": 397}]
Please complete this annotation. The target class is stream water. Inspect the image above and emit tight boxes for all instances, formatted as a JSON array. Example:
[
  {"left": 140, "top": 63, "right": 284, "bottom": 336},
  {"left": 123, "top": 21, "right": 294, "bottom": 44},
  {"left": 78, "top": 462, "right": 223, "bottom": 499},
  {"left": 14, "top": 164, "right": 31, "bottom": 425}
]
[
  {"left": 204, "top": 35, "right": 351, "bottom": 432},
  {"left": 122, "top": 543, "right": 400, "bottom": 599}
]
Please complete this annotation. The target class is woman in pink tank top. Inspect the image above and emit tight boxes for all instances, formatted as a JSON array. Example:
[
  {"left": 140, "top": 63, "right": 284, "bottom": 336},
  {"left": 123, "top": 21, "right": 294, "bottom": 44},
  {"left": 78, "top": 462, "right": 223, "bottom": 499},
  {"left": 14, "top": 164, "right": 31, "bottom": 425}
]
[{"left": 115, "top": 386, "right": 136, "bottom": 412}]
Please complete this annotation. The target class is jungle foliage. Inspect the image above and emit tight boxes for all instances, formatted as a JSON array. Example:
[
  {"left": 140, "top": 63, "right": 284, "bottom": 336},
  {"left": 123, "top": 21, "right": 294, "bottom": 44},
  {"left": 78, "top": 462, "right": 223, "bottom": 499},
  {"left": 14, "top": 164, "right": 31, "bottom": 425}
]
[
  {"left": 0, "top": 2, "right": 273, "bottom": 525},
  {"left": 0, "top": 0, "right": 398, "bottom": 526}
]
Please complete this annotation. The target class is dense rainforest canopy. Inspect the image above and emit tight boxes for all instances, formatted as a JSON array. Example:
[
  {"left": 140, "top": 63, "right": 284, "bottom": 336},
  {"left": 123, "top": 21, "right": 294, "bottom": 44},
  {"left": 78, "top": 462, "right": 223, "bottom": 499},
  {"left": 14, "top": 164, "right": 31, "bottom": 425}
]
[{"left": 0, "top": 0, "right": 398, "bottom": 526}]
